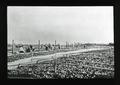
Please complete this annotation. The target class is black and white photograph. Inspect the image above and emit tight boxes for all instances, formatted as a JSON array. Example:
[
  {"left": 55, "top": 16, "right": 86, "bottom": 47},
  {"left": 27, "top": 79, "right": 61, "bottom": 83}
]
[{"left": 7, "top": 6, "right": 114, "bottom": 79}]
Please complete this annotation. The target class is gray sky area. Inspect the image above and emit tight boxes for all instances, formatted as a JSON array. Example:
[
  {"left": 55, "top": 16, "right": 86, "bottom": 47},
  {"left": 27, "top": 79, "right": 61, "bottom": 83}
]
[{"left": 7, "top": 6, "right": 113, "bottom": 44}]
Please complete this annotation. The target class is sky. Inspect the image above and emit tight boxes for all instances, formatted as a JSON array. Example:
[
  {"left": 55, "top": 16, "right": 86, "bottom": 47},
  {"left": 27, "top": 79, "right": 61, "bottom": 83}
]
[{"left": 7, "top": 6, "right": 113, "bottom": 44}]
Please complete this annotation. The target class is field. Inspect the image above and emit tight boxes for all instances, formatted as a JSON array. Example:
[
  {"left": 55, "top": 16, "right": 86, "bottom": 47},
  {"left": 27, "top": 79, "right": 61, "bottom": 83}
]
[
  {"left": 7, "top": 44, "right": 98, "bottom": 62},
  {"left": 8, "top": 46, "right": 114, "bottom": 79},
  {"left": 8, "top": 48, "right": 80, "bottom": 62}
]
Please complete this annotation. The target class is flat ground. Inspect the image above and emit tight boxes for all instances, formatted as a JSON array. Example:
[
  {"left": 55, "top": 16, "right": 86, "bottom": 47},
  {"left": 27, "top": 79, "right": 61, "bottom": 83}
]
[{"left": 8, "top": 46, "right": 114, "bottom": 79}]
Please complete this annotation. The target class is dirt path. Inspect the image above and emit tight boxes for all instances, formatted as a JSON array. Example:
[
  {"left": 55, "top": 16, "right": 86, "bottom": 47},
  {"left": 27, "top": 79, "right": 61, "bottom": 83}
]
[{"left": 8, "top": 47, "right": 110, "bottom": 70}]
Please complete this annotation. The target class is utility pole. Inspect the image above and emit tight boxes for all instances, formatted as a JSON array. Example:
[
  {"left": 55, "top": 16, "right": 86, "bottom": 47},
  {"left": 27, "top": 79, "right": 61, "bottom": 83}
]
[
  {"left": 12, "top": 40, "right": 14, "bottom": 54},
  {"left": 54, "top": 40, "right": 57, "bottom": 73},
  {"left": 66, "top": 41, "right": 68, "bottom": 49},
  {"left": 38, "top": 40, "right": 40, "bottom": 51},
  {"left": 30, "top": 45, "right": 33, "bottom": 62},
  {"left": 55, "top": 40, "right": 56, "bottom": 50},
  {"left": 55, "top": 40, "right": 56, "bottom": 45},
  {"left": 68, "top": 42, "right": 69, "bottom": 48}
]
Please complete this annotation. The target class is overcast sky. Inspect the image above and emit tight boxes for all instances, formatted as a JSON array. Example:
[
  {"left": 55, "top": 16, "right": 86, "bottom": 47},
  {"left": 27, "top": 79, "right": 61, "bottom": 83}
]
[{"left": 7, "top": 6, "right": 113, "bottom": 44}]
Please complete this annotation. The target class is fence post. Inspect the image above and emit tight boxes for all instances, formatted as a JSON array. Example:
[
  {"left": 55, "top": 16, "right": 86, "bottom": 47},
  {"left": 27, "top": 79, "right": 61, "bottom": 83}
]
[{"left": 52, "top": 54, "right": 56, "bottom": 74}]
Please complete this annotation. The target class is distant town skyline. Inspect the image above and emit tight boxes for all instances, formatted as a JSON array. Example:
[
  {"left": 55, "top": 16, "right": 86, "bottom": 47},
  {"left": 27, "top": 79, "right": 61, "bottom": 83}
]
[{"left": 7, "top": 6, "right": 113, "bottom": 44}]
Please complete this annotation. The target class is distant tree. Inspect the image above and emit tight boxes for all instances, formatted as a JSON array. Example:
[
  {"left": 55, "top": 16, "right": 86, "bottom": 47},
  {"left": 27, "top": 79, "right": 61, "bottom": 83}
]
[
  {"left": 30, "top": 45, "right": 33, "bottom": 50},
  {"left": 45, "top": 45, "right": 48, "bottom": 51},
  {"left": 84, "top": 45, "right": 86, "bottom": 48},
  {"left": 26, "top": 47, "right": 31, "bottom": 52},
  {"left": 108, "top": 43, "right": 114, "bottom": 46},
  {"left": 58, "top": 44, "right": 60, "bottom": 49}
]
